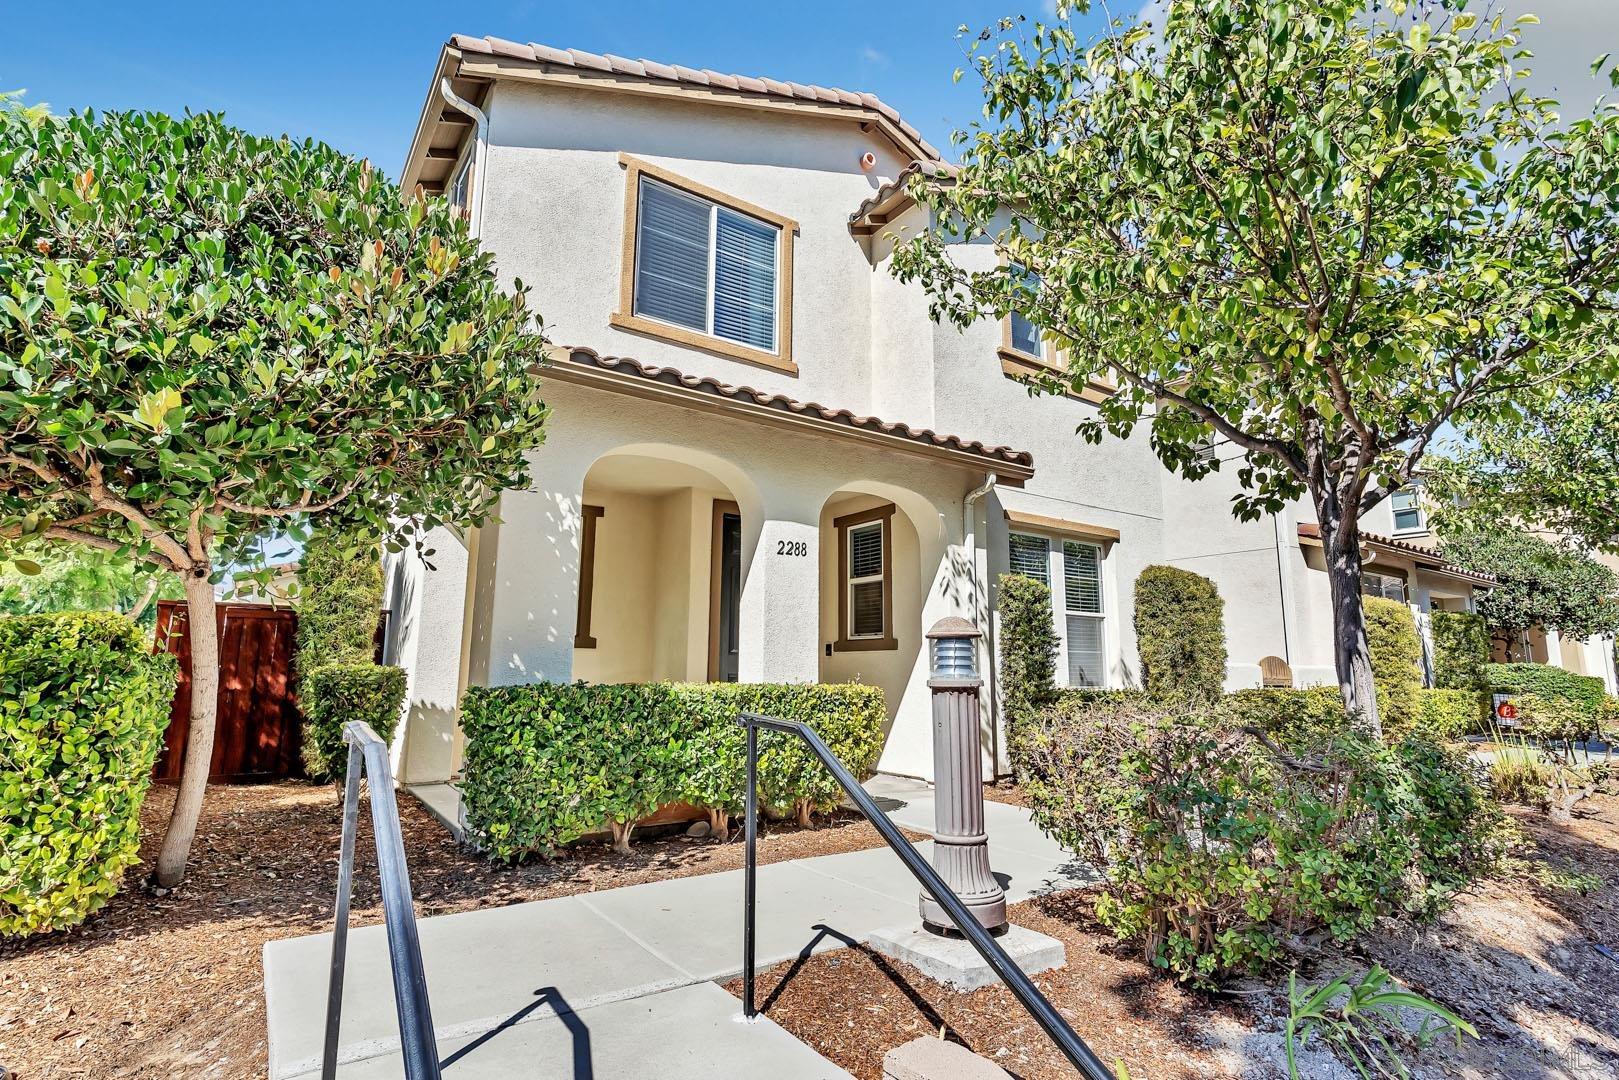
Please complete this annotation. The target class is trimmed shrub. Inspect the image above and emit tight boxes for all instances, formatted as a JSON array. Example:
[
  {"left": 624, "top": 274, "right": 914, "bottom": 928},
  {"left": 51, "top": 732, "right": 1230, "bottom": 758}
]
[
  {"left": 1224, "top": 686, "right": 1348, "bottom": 747},
  {"left": 1483, "top": 662, "right": 1607, "bottom": 718},
  {"left": 301, "top": 663, "right": 408, "bottom": 782},
  {"left": 1515, "top": 692, "right": 1601, "bottom": 745},
  {"left": 294, "top": 528, "right": 384, "bottom": 679},
  {"left": 997, "top": 573, "right": 1059, "bottom": 766},
  {"left": 459, "top": 681, "right": 885, "bottom": 860},
  {"left": 1365, "top": 596, "right": 1422, "bottom": 730},
  {"left": 1017, "top": 695, "right": 1505, "bottom": 985},
  {"left": 1, "top": 612, "right": 177, "bottom": 935},
  {"left": 1411, "top": 688, "right": 1491, "bottom": 742},
  {"left": 1133, "top": 565, "right": 1227, "bottom": 703},
  {"left": 1430, "top": 610, "right": 1491, "bottom": 690}
]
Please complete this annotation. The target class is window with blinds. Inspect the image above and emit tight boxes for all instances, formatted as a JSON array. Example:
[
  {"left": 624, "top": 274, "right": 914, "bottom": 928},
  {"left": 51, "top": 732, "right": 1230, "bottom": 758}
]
[
  {"left": 1008, "top": 532, "right": 1107, "bottom": 688},
  {"left": 1062, "top": 541, "right": 1105, "bottom": 688},
  {"left": 633, "top": 176, "right": 779, "bottom": 353},
  {"left": 1008, "top": 533, "right": 1050, "bottom": 584},
  {"left": 848, "top": 521, "right": 885, "bottom": 639}
]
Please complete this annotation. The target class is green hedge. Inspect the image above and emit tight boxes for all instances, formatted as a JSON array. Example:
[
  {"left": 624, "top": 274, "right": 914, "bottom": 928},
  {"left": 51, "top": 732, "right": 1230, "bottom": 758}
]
[
  {"left": 1365, "top": 596, "right": 1422, "bottom": 730},
  {"left": 1483, "top": 662, "right": 1608, "bottom": 715},
  {"left": 1224, "top": 686, "right": 1348, "bottom": 746},
  {"left": 1431, "top": 611, "right": 1491, "bottom": 690},
  {"left": 1, "top": 612, "right": 177, "bottom": 936},
  {"left": 294, "top": 527, "right": 383, "bottom": 679},
  {"left": 997, "top": 573, "right": 1059, "bottom": 743},
  {"left": 301, "top": 663, "right": 407, "bottom": 782},
  {"left": 459, "top": 681, "right": 886, "bottom": 860},
  {"left": 1411, "top": 688, "right": 1491, "bottom": 741},
  {"left": 1133, "top": 565, "right": 1227, "bottom": 703}
]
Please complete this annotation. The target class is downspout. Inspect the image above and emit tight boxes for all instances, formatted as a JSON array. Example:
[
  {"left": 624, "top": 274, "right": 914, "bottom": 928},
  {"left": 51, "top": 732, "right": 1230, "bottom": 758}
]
[
  {"left": 963, "top": 473, "right": 999, "bottom": 774},
  {"left": 439, "top": 77, "right": 489, "bottom": 237}
]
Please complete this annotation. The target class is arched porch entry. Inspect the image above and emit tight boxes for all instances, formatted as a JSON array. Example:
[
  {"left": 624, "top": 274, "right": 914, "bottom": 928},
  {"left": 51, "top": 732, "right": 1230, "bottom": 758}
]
[{"left": 574, "top": 444, "right": 760, "bottom": 684}]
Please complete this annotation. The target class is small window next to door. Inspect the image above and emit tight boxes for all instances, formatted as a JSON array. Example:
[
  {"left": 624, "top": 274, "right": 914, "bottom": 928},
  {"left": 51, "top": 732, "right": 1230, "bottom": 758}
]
[
  {"left": 574, "top": 504, "right": 606, "bottom": 648},
  {"left": 834, "top": 504, "right": 896, "bottom": 651},
  {"left": 708, "top": 500, "right": 742, "bottom": 682}
]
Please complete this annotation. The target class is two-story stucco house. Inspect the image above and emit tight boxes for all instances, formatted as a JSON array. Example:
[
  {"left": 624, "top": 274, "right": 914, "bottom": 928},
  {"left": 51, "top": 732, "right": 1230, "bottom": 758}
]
[{"left": 379, "top": 36, "right": 1610, "bottom": 788}]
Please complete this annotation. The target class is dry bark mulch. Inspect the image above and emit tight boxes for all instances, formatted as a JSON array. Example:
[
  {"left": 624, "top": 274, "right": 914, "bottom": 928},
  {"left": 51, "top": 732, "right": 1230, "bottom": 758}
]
[
  {"left": 728, "top": 793, "right": 1619, "bottom": 1080},
  {"left": 724, "top": 890, "right": 1244, "bottom": 1079},
  {"left": 0, "top": 781, "right": 899, "bottom": 1080}
]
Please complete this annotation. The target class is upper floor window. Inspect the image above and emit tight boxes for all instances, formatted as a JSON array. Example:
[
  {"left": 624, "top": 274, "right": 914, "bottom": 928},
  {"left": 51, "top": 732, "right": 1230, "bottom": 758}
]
[
  {"left": 1390, "top": 488, "right": 1425, "bottom": 533},
  {"left": 1010, "top": 308, "right": 1042, "bottom": 358},
  {"left": 1004, "top": 264, "right": 1048, "bottom": 363},
  {"left": 1007, "top": 531, "right": 1107, "bottom": 688},
  {"left": 613, "top": 155, "right": 797, "bottom": 373}
]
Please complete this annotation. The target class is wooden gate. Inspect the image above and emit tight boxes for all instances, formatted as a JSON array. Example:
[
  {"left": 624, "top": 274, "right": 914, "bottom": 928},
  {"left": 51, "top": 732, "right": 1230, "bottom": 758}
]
[{"left": 152, "top": 600, "right": 304, "bottom": 782}]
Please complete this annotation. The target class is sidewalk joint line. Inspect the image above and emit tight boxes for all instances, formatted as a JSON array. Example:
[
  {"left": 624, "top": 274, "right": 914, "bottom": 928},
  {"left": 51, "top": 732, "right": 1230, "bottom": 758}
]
[{"left": 574, "top": 892, "right": 705, "bottom": 984}]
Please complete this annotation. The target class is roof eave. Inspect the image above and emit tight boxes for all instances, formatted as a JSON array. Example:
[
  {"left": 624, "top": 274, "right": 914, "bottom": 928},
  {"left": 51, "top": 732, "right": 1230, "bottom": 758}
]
[
  {"left": 448, "top": 50, "right": 935, "bottom": 165},
  {"left": 536, "top": 348, "right": 1033, "bottom": 485}
]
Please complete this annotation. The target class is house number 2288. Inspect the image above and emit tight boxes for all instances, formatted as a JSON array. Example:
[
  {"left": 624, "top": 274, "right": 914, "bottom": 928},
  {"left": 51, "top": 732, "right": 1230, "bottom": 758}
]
[{"left": 776, "top": 540, "right": 808, "bottom": 557}]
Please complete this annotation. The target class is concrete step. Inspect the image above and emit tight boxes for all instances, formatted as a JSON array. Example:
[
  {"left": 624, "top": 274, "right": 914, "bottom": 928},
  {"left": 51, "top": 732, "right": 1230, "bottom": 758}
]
[{"left": 285, "top": 982, "right": 852, "bottom": 1079}]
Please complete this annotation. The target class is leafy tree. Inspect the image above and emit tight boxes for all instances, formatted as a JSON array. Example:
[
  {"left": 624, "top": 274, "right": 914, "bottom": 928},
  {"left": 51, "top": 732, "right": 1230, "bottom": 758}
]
[
  {"left": 1441, "top": 530, "right": 1619, "bottom": 657},
  {"left": 892, "top": 0, "right": 1619, "bottom": 735},
  {"left": 1429, "top": 386, "right": 1619, "bottom": 553},
  {"left": 0, "top": 109, "right": 550, "bottom": 885},
  {"left": 0, "top": 541, "right": 180, "bottom": 625}
]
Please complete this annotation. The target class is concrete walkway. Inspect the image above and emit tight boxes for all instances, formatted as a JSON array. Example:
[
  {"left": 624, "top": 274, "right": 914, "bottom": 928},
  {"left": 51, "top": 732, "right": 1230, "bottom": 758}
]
[{"left": 263, "top": 775, "right": 1093, "bottom": 1079}]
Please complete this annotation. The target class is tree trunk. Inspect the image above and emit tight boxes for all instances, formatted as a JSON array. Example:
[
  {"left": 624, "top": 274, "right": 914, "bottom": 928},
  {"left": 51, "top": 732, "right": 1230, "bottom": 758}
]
[
  {"left": 152, "top": 570, "right": 219, "bottom": 888},
  {"left": 1317, "top": 509, "right": 1383, "bottom": 739}
]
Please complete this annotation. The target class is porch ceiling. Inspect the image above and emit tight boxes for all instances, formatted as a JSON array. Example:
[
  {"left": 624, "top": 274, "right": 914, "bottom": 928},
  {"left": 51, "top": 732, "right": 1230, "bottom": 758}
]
[{"left": 537, "top": 346, "right": 1036, "bottom": 485}]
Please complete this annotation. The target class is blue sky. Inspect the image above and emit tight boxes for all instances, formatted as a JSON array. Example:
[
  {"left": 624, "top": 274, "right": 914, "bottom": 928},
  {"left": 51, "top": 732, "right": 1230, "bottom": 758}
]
[
  {"left": 0, "top": 0, "right": 1118, "bottom": 178},
  {"left": 6, "top": 1, "right": 1611, "bottom": 178}
]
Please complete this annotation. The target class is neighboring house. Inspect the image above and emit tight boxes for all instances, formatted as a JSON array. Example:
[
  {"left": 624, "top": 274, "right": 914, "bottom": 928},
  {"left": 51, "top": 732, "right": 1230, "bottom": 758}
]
[{"left": 382, "top": 36, "right": 1511, "bottom": 785}]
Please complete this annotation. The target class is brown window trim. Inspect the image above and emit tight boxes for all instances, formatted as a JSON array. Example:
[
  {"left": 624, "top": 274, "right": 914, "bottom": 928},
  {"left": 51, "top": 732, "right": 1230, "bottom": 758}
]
[
  {"left": 614, "top": 153, "right": 798, "bottom": 375},
  {"left": 707, "top": 499, "right": 741, "bottom": 682},
  {"left": 998, "top": 328, "right": 1116, "bottom": 405},
  {"left": 833, "top": 503, "right": 897, "bottom": 652},
  {"left": 573, "top": 504, "right": 606, "bottom": 649}
]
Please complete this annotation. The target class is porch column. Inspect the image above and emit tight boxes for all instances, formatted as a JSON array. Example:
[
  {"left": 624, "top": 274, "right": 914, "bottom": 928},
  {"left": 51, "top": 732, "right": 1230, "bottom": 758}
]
[
  {"left": 389, "top": 525, "right": 471, "bottom": 784},
  {"left": 738, "top": 512, "right": 819, "bottom": 683},
  {"left": 483, "top": 482, "right": 584, "bottom": 686}
]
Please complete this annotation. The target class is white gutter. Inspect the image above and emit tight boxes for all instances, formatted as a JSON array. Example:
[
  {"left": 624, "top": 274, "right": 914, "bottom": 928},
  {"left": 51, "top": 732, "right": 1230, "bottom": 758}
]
[
  {"left": 439, "top": 77, "right": 489, "bottom": 237},
  {"left": 962, "top": 473, "right": 1000, "bottom": 773}
]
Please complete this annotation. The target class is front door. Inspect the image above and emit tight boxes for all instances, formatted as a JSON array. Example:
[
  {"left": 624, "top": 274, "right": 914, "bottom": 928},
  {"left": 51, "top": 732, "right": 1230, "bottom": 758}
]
[{"left": 710, "top": 502, "right": 742, "bottom": 682}]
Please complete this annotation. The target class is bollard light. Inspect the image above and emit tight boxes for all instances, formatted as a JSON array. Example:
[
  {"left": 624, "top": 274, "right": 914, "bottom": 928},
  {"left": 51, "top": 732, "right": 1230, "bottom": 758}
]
[
  {"left": 931, "top": 630, "right": 978, "bottom": 679},
  {"left": 921, "top": 617, "right": 1007, "bottom": 934}
]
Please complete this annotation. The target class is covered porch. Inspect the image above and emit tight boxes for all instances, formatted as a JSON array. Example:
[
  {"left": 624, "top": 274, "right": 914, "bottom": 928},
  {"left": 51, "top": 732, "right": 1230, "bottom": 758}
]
[{"left": 384, "top": 348, "right": 1034, "bottom": 787}]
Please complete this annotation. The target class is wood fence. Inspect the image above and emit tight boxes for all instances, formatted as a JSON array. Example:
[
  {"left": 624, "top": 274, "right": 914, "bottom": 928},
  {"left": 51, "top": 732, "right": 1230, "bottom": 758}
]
[{"left": 151, "top": 600, "right": 304, "bottom": 783}]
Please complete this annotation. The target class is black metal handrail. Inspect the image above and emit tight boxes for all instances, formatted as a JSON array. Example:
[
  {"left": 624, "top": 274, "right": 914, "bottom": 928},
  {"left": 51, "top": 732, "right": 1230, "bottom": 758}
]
[
  {"left": 738, "top": 712, "right": 1115, "bottom": 1080},
  {"left": 322, "top": 721, "right": 442, "bottom": 1080}
]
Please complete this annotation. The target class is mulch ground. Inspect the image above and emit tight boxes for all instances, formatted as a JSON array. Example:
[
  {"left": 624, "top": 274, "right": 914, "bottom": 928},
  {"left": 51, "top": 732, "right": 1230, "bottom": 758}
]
[
  {"left": 727, "top": 793, "right": 1619, "bottom": 1080},
  {"left": 0, "top": 782, "right": 902, "bottom": 1080}
]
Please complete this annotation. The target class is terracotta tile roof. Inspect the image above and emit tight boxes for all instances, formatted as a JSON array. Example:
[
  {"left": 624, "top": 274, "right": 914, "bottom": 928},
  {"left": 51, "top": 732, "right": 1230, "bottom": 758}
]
[
  {"left": 850, "top": 159, "right": 957, "bottom": 231},
  {"left": 547, "top": 346, "right": 1034, "bottom": 476},
  {"left": 450, "top": 36, "right": 942, "bottom": 161},
  {"left": 1296, "top": 523, "right": 1496, "bottom": 585}
]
